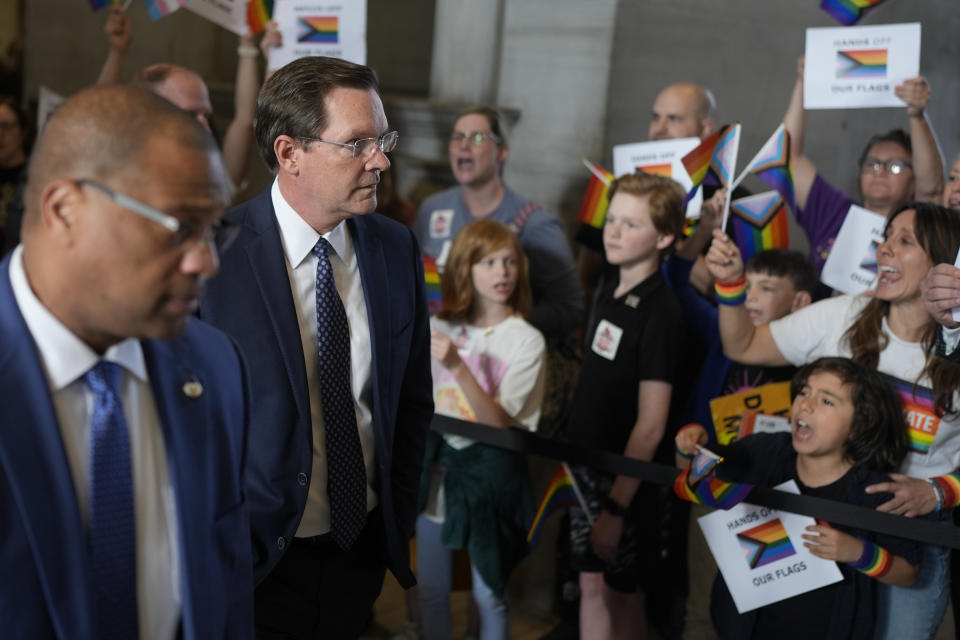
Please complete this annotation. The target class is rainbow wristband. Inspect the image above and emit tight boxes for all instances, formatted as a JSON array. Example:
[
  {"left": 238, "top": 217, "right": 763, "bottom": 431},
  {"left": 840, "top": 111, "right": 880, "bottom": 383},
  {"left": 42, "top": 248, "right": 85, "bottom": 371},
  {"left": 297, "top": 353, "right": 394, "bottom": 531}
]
[
  {"left": 715, "top": 275, "right": 747, "bottom": 306},
  {"left": 931, "top": 473, "right": 960, "bottom": 510},
  {"left": 849, "top": 539, "right": 892, "bottom": 578}
]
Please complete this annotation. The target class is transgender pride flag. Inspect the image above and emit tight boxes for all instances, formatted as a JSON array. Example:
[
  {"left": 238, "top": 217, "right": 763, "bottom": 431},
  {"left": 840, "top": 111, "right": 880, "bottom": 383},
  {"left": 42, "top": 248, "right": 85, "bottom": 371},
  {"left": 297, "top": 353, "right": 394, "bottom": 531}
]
[{"left": 141, "top": 0, "right": 186, "bottom": 20}]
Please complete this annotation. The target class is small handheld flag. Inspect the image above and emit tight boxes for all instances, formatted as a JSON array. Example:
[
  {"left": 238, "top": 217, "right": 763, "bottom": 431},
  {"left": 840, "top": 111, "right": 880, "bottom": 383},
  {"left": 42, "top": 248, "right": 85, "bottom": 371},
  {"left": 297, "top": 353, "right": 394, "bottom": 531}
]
[
  {"left": 527, "top": 463, "right": 592, "bottom": 546},
  {"left": 140, "top": 0, "right": 186, "bottom": 20},
  {"left": 732, "top": 123, "right": 796, "bottom": 213},
  {"left": 423, "top": 255, "right": 443, "bottom": 314},
  {"left": 680, "top": 123, "right": 741, "bottom": 230},
  {"left": 674, "top": 446, "right": 754, "bottom": 510},
  {"left": 729, "top": 192, "right": 791, "bottom": 261},
  {"left": 577, "top": 157, "right": 614, "bottom": 231},
  {"left": 247, "top": 0, "right": 274, "bottom": 34},
  {"left": 820, "top": 0, "right": 887, "bottom": 26}
]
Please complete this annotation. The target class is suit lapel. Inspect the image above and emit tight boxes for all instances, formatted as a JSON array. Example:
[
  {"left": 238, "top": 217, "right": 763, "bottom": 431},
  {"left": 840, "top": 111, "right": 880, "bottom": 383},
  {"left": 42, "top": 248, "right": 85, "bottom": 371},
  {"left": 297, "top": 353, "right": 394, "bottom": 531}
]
[
  {"left": 0, "top": 255, "right": 96, "bottom": 637},
  {"left": 243, "top": 194, "right": 311, "bottom": 426},
  {"left": 141, "top": 337, "right": 211, "bottom": 640},
  {"left": 348, "top": 216, "right": 389, "bottom": 430}
]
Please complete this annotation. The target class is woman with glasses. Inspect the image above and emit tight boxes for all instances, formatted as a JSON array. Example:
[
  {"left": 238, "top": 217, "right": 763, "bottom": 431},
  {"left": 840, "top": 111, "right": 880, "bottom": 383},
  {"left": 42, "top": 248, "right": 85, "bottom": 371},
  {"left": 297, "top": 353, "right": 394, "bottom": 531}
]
[
  {"left": 413, "top": 106, "right": 583, "bottom": 344},
  {"left": 781, "top": 57, "right": 944, "bottom": 286}
]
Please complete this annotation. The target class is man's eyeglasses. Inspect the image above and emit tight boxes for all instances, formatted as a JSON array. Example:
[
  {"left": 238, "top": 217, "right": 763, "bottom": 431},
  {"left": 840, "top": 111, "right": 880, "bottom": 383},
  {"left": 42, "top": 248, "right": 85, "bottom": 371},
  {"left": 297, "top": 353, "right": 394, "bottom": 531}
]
[
  {"left": 449, "top": 131, "right": 501, "bottom": 147},
  {"left": 299, "top": 130, "right": 399, "bottom": 159},
  {"left": 76, "top": 179, "right": 240, "bottom": 254},
  {"left": 861, "top": 158, "right": 913, "bottom": 176}
]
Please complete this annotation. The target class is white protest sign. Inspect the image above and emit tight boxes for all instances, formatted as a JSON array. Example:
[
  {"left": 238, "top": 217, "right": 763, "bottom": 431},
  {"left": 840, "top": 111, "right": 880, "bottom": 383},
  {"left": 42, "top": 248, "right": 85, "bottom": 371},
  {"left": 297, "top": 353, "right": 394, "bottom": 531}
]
[
  {"left": 37, "top": 86, "right": 65, "bottom": 134},
  {"left": 699, "top": 480, "right": 843, "bottom": 613},
  {"left": 268, "top": 0, "right": 366, "bottom": 70},
  {"left": 820, "top": 204, "right": 886, "bottom": 295},
  {"left": 804, "top": 23, "right": 920, "bottom": 109},
  {"left": 184, "top": 0, "right": 248, "bottom": 36},
  {"left": 612, "top": 137, "right": 702, "bottom": 218}
]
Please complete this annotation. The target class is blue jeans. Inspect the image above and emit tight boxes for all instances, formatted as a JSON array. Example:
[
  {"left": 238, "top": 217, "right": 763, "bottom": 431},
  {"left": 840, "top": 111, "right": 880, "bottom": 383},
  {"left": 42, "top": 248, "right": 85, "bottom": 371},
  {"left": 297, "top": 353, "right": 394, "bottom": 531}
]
[
  {"left": 874, "top": 519, "right": 951, "bottom": 640},
  {"left": 416, "top": 515, "right": 509, "bottom": 640}
]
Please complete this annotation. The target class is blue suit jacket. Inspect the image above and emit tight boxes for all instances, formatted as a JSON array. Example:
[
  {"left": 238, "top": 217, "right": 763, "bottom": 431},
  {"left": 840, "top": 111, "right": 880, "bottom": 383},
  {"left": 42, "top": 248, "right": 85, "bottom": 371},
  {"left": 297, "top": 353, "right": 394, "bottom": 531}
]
[
  {"left": 0, "top": 254, "right": 254, "bottom": 639},
  {"left": 198, "top": 188, "right": 433, "bottom": 587}
]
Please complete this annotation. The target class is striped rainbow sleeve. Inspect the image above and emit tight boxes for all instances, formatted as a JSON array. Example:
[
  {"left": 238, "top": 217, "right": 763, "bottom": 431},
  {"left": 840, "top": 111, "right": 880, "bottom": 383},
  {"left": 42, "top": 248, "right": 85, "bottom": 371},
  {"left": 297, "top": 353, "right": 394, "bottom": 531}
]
[
  {"left": 849, "top": 539, "right": 893, "bottom": 579},
  {"left": 932, "top": 473, "right": 960, "bottom": 509}
]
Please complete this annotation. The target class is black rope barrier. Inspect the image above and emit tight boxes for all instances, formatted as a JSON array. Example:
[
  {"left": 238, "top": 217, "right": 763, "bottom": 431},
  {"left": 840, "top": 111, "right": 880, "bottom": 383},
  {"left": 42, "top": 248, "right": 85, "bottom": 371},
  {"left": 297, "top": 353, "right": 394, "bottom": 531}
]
[{"left": 430, "top": 414, "right": 960, "bottom": 549}]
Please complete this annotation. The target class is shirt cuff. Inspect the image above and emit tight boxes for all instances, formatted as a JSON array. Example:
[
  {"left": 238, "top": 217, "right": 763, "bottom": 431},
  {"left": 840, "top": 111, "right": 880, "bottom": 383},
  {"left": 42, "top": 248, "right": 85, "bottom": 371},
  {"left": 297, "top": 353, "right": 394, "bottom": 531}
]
[{"left": 942, "top": 325, "right": 960, "bottom": 356}]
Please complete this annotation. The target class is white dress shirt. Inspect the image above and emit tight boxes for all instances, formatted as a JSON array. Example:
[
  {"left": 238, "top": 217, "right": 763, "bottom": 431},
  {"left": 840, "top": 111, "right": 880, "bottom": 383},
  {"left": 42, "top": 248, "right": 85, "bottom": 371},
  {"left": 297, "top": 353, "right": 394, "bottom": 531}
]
[
  {"left": 9, "top": 246, "right": 181, "bottom": 639},
  {"left": 271, "top": 180, "right": 378, "bottom": 538}
]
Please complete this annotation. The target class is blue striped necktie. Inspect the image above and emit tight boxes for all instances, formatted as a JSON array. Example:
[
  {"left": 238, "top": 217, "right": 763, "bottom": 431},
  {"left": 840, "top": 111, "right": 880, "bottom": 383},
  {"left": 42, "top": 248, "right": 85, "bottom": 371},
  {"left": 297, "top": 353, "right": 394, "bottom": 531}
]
[
  {"left": 84, "top": 360, "right": 139, "bottom": 639},
  {"left": 313, "top": 237, "right": 367, "bottom": 550}
]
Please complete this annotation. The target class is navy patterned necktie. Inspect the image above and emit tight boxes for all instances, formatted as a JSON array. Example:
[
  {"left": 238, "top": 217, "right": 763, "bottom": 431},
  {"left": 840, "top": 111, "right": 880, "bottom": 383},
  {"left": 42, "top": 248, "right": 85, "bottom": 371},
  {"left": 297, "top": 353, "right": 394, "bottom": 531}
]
[
  {"left": 313, "top": 237, "right": 367, "bottom": 550},
  {"left": 84, "top": 360, "right": 139, "bottom": 640}
]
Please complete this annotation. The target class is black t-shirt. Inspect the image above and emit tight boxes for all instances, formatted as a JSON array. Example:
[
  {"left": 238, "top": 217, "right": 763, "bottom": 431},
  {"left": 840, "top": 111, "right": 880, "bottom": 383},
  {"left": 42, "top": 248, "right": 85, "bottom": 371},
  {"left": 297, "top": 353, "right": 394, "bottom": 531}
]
[
  {"left": 710, "top": 433, "right": 921, "bottom": 640},
  {"left": 566, "top": 270, "right": 684, "bottom": 453}
]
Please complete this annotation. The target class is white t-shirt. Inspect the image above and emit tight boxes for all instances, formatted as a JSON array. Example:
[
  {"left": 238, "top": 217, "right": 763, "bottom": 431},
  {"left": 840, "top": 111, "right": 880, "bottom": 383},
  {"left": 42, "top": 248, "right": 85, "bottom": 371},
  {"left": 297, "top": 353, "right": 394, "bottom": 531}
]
[
  {"left": 769, "top": 294, "right": 960, "bottom": 477},
  {"left": 431, "top": 315, "right": 546, "bottom": 449}
]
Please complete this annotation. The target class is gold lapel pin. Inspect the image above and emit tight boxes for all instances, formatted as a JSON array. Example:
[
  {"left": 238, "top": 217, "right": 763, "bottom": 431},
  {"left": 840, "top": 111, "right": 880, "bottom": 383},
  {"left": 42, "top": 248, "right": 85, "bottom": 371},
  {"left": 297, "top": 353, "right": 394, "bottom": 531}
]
[{"left": 182, "top": 379, "right": 204, "bottom": 399}]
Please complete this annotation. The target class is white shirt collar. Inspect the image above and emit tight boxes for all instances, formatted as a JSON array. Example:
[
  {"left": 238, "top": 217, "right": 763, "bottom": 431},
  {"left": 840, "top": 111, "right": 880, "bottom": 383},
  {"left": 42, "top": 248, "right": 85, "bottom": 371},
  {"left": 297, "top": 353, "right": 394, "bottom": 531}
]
[
  {"left": 8, "top": 246, "right": 147, "bottom": 390},
  {"left": 271, "top": 179, "right": 350, "bottom": 268}
]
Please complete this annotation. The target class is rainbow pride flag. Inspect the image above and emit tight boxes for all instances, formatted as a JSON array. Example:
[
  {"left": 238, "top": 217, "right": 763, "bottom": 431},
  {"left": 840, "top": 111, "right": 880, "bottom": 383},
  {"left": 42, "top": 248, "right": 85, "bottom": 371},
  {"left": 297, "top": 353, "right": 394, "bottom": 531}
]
[
  {"left": 141, "top": 0, "right": 185, "bottom": 20},
  {"left": 527, "top": 463, "right": 590, "bottom": 546},
  {"left": 730, "top": 192, "right": 790, "bottom": 261},
  {"left": 733, "top": 123, "right": 796, "bottom": 213},
  {"left": 298, "top": 16, "right": 339, "bottom": 43},
  {"left": 88, "top": 0, "right": 124, "bottom": 11},
  {"left": 682, "top": 123, "right": 741, "bottom": 190},
  {"left": 247, "top": 0, "right": 274, "bottom": 34},
  {"left": 423, "top": 255, "right": 443, "bottom": 314},
  {"left": 577, "top": 157, "right": 614, "bottom": 230},
  {"left": 820, "top": 0, "right": 887, "bottom": 25},
  {"left": 836, "top": 48, "right": 888, "bottom": 78},
  {"left": 674, "top": 447, "right": 754, "bottom": 510},
  {"left": 737, "top": 518, "right": 796, "bottom": 569}
]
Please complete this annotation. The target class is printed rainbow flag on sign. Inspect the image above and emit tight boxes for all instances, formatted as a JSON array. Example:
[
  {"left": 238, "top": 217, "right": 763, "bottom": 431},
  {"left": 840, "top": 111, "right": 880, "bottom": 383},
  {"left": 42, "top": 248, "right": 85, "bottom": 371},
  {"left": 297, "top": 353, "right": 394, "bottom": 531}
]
[
  {"left": 141, "top": 0, "right": 186, "bottom": 20},
  {"left": 577, "top": 157, "right": 614, "bottom": 230},
  {"left": 298, "top": 16, "right": 339, "bottom": 43},
  {"left": 729, "top": 192, "right": 790, "bottom": 261},
  {"left": 737, "top": 518, "right": 796, "bottom": 569},
  {"left": 247, "top": 0, "right": 274, "bottom": 34},
  {"left": 527, "top": 463, "right": 591, "bottom": 546},
  {"left": 820, "top": 0, "right": 887, "bottom": 26},
  {"left": 423, "top": 255, "right": 443, "bottom": 314},
  {"left": 836, "top": 48, "right": 888, "bottom": 78},
  {"left": 636, "top": 163, "right": 673, "bottom": 178},
  {"left": 732, "top": 123, "right": 796, "bottom": 213}
]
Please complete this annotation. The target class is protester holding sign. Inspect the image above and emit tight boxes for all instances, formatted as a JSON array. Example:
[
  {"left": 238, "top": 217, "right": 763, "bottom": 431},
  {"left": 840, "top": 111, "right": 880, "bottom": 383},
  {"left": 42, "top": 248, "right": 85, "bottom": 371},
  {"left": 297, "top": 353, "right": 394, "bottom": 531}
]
[
  {"left": 95, "top": 5, "right": 275, "bottom": 190},
  {"left": 782, "top": 56, "right": 944, "bottom": 275},
  {"left": 707, "top": 202, "right": 960, "bottom": 640},
  {"left": 676, "top": 358, "right": 919, "bottom": 639}
]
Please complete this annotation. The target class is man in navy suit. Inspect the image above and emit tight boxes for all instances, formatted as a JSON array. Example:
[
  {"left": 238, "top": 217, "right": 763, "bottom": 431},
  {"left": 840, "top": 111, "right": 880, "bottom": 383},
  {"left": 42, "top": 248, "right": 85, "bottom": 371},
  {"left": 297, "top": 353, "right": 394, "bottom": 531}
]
[
  {"left": 198, "top": 56, "right": 433, "bottom": 638},
  {"left": 0, "top": 85, "right": 252, "bottom": 638}
]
